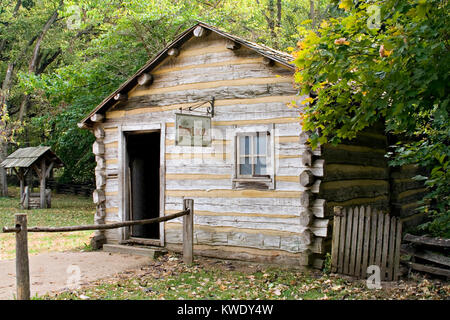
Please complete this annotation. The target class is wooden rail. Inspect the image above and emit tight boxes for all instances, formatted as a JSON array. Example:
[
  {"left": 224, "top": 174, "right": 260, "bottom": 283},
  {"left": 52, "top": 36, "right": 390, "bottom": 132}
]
[
  {"left": 2, "top": 199, "right": 194, "bottom": 300},
  {"left": 401, "top": 234, "right": 450, "bottom": 278}
]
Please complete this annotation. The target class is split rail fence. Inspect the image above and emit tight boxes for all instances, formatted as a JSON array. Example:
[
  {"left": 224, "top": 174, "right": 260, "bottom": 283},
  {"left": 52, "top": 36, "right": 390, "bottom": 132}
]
[
  {"left": 2, "top": 199, "right": 194, "bottom": 300},
  {"left": 331, "top": 206, "right": 402, "bottom": 281}
]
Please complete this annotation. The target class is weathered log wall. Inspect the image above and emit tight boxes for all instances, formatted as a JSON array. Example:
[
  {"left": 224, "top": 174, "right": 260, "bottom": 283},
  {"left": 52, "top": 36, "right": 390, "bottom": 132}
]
[
  {"left": 390, "top": 164, "right": 428, "bottom": 230},
  {"left": 89, "top": 30, "right": 426, "bottom": 266},
  {"left": 318, "top": 123, "right": 427, "bottom": 240},
  {"left": 319, "top": 125, "right": 391, "bottom": 216},
  {"left": 94, "top": 32, "right": 326, "bottom": 266}
]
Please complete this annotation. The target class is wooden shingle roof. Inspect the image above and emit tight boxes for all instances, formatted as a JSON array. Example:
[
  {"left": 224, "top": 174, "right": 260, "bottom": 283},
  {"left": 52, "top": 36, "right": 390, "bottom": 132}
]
[
  {"left": 79, "top": 22, "right": 295, "bottom": 127},
  {"left": 1, "top": 147, "right": 63, "bottom": 168}
]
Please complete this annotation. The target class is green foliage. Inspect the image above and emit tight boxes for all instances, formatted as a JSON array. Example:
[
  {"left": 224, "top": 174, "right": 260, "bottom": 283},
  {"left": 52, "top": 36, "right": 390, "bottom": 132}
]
[
  {"left": 0, "top": 187, "right": 94, "bottom": 259},
  {"left": 2, "top": 0, "right": 332, "bottom": 184},
  {"left": 323, "top": 252, "right": 332, "bottom": 274},
  {"left": 293, "top": 0, "right": 449, "bottom": 237}
]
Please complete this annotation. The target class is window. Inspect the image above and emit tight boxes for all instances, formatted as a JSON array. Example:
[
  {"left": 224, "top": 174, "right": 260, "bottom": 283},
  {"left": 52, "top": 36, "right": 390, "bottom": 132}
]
[
  {"left": 236, "top": 132, "right": 269, "bottom": 178},
  {"left": 232, "top": 126, "right": 275, "bottom": 190}
]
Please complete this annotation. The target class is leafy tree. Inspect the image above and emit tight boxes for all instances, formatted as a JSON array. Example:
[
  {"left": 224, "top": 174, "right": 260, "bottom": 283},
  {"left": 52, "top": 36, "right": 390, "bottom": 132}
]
[
  {"left": 11, "top": 0, "right": 333, "bottom": 184},
  {"left": 293, "top": 0, "right": 449, "bottom": 237}
]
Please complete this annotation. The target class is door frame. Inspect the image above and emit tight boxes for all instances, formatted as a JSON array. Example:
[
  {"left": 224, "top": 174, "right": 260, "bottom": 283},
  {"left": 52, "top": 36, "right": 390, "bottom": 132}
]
[{"left": 118, "top": 123, "right": 166, "bottom": 246}]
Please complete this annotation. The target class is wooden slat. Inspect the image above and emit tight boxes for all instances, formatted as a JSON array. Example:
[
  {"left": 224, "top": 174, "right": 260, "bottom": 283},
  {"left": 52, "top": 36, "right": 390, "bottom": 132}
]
[
  {"left": 338, "top": 208, "right": 347, "bottom": 273},
  {"left": 380, "top": 214, "right": 390, "bottom": 281},
  {"left": 361, "top": 206, "right": 371, "bottom": 278},
  {"left": 331, "top": 211, "right": 341, "bottom": 273},
  {"left": 393, "top": 218, "right": 402, "bottom": 280},
  {"left": 355, "top": 206, "right": 365, "bottom": 277},
  {"left": 387, "top": 216, "right": 397, "bottom": 281},
  {"left": 343, "top": 207, "right": 353, "bottom": 274},
  {"left": 349, "top": 207, "right": 359, "bottom": 275},
  {"left": 375, "top": 210, "right": 384, "bottom": 271},
  {"left": 369, "top": 209, "right": 378, "bottom": 267}
]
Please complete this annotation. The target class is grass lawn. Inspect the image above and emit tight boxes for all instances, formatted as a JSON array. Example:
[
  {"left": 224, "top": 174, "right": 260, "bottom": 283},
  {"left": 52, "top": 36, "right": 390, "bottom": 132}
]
[
  {"left": 0, "top": 187, "right": 95, "bottom": 260},
  {"left": 42, "top": 253, "right": 449, "bottom": 300}
]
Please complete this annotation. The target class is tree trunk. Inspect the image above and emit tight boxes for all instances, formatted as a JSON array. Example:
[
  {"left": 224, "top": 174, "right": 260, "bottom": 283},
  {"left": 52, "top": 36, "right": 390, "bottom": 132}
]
[
  {"left": 276, "top": 0, "right": 282, "bottom": 29},
  {"left": 0, "top": 141, "right": 8, "bottom": 197},
  {"left": 18, "top": 1, "right": 63, "bottom": 122},
  {"left": 310, "top": 0, "right": 316, "bottom": 30}
]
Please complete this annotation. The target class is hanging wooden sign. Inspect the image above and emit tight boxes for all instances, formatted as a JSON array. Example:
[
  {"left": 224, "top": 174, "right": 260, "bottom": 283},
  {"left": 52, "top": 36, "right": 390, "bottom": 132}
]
[{"left": 175, "top": 113, "right": 211, "bottom": 147}]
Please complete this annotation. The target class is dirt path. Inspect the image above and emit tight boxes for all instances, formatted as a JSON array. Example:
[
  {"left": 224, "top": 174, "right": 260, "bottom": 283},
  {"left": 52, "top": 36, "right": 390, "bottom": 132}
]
[{"left": 0, "top": 251, "right": 152, "bottom": 299}]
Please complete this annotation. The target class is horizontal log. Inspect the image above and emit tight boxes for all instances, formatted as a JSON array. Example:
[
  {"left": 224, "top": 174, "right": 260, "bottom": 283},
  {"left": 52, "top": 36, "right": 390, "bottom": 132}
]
[
  {"left": 122, "top": 82, "right": 297, "bottom": 110},
  {"left": 391, "top": 179, "right": 425, "bottom": 195},
  {"left": 137, "top": 73, "right": 153, "bottom": 86},
  {"left": 404, "top": 234, "right": 450, "bottom": 249},
  {"left": 90, "top": 114, "right": 104, "bottom": 123},
  {"left": 301, "top": 150, "right": 313, "bottom": 166},
  {"left": 165, "top": 225, "right": 311, "bottom": 254},
  {"left": 2, "top": 210, "right": 189, "bottom": 233},
  {"left": 226, "top": 39, "right": 240, "bottom": 50},
  {"left": 193, "top": 26, "right": 207, "bottom": 37},
  {"left": 406, "top": 262, "right": 450, "bottom": 278},
  {"left": 401, "top": 245, "right": 450, "bottom": 267},
  {"left": 322, "top": 144, "right": 388, "bottom": 167},
  {"left": 111, "top": 94, "right": 298, "bottom": 118},
  {"left": 319, "top": 180, "right": 389, "bottom": 202},
  {"left": 391, "top": 201, "right": 422, "bottom": 218},
  {"left": 262, "top": 57, "right": 274, "bottom": 66},
  {"left": 167, "top": 47, "right": 180, "bottom": 57},
  {"left": 94, "top": 126, "right": 105, "bottom": 139},
  {"left": 299, "top": 170, "right": 315, "bottom": 187},
  {"left": 92, "top": 141, "right": 105, "bottom": 156},
  {"left": 114, "top": 93, "right": 127, "bottom": 102},
  {"left": 132, "top": 75, "right": 291, "bottom": 97},
  {"left": 165, "top": 243, "right": 310, "bottom": 267},
  {"left": 323, "top": 164, "right": 389, "bottom": 182},
  {"left": 339, "top": 134, "right": 387, "bottom": 150},
  {"left": 136, "top": 63, "right": 292, "bottom": 92},
  {"left": 154, "top": 49, "right": 262, "bottom": 75},
  {"left": 390, "top": 164, "right": 427, "bottom": 179},
  {"left": 166, "top": 189, "right": 302, "bottom": 198},
  {"left": 390, "top": 188, "right": 427, "bottom": 203}
]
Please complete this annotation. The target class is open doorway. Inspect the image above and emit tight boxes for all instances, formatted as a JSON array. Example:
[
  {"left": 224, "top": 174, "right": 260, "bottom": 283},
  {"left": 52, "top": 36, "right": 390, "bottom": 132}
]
[{"left": 126, "top": 131, "right": 160, "bottom": 240}]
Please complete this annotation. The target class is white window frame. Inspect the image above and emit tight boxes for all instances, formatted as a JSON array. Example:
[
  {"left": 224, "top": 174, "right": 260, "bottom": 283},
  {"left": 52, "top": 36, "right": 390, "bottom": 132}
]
[
  {"left": 236, "top": 132, "right": 270, "bottom": 178},
  {"left": 232, "top": 124, "right": 275, "bottom": 189}
]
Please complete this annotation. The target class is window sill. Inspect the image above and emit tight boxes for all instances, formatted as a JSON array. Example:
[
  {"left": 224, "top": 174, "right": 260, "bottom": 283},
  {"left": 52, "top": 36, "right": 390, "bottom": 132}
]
[
  {"left": 233, "top": 177, "right": 272, "bottom": 183},
  {"left": 232, "top": 177, "right": 274, "bottom": 190}
]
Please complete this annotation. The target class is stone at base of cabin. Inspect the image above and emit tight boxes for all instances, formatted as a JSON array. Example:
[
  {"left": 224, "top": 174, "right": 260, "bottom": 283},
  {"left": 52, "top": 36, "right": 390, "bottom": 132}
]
[
  {"left": 103, "top": 244, "right": 168, "bottom": 259},
  {"left": 90, "top": 232, "right": 107, "bottom": 250}
]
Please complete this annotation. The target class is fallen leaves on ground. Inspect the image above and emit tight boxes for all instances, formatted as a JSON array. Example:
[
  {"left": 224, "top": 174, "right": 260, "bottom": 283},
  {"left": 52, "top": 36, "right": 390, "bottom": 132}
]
[{"left": 41, "top": 252, "right": 449, "bottom": 300}]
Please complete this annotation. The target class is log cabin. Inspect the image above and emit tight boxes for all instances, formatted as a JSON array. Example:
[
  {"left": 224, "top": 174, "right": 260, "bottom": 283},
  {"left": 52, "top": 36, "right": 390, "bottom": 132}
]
[{"left": 78, "top": 22, "right": 426, "bottom": 268}]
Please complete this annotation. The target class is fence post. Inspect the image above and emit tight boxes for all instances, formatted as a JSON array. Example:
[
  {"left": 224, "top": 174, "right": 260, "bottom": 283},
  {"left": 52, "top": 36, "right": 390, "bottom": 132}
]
[
  {"left": 15, "top": 213, "right": 30, "bottom": 300},
  {"left": 183, "top": 199, "right": 194, "bottom": 264}
]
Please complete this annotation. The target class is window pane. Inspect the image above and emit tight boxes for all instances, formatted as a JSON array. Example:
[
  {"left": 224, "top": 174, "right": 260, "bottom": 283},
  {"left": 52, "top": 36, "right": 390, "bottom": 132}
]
[
  {"left": 256, "top": 134, "right": 266, "bottom": 155},
  {"left": 255, "top": 156, "right": 267, "bottom": 175},
  {"left": 239, "top": 156, "right": 252, "bottom": 175},
  {"left": 239, "top": 136, "right": 251, "bottom": 156}
]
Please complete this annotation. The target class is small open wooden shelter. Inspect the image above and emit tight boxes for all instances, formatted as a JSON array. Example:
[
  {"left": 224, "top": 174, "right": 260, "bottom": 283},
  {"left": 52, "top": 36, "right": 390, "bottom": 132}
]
[{"left": 1, "top": 146, "right": 63, "bottom": 209}]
